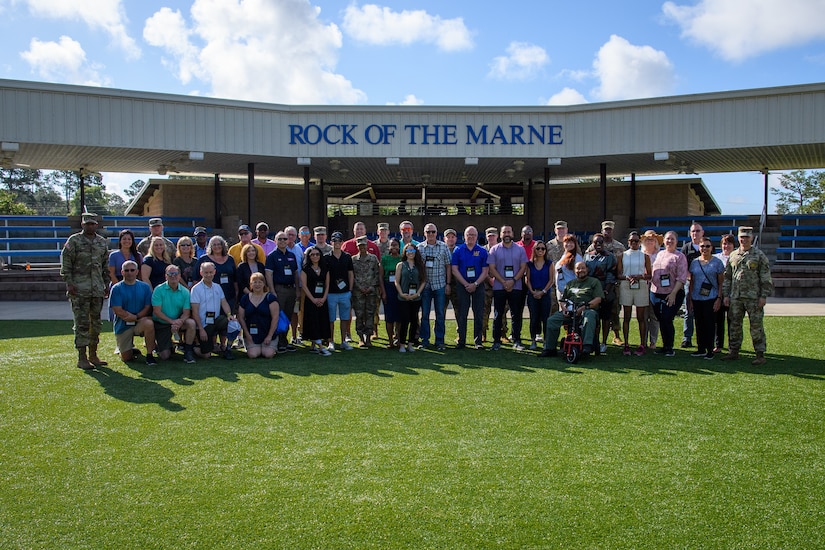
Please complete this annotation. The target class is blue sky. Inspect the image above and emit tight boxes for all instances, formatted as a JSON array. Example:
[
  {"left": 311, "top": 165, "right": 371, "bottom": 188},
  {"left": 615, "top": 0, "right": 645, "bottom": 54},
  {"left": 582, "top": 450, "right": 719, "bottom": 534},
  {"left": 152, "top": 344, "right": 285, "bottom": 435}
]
[{"left": 2, "top": 0, "right": 824, "bottom": 213}]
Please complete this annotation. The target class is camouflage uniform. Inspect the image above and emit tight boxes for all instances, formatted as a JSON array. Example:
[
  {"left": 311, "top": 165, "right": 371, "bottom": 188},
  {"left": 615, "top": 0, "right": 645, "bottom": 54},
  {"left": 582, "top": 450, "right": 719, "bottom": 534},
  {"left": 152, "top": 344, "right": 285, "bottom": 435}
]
[
  {"left": 60, "top": 224, "right": 110, "bottom": 350},
  {"left": 351, "top": 251, "right": 381, "bottom": 340},
  {"left": 722, "top": 245, "right": 773, "bottom": 354}
]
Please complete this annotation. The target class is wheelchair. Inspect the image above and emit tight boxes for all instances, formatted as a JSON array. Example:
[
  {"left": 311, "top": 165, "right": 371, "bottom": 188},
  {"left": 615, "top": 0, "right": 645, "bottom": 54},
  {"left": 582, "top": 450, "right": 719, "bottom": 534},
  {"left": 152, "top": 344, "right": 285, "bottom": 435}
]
[{"left": 559, "top": 299, "right": 596, "bottom": 364}]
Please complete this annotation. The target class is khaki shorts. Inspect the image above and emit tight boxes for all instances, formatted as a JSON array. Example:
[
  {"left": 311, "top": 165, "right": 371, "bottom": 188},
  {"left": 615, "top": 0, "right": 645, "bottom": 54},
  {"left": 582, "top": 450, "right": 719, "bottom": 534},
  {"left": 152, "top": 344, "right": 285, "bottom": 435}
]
[
  {"left": 115, "top": 324, "right": 148, "bottom": 353},
  {"left": 619, "top": 280, "right": 650, "bottom": 307}
]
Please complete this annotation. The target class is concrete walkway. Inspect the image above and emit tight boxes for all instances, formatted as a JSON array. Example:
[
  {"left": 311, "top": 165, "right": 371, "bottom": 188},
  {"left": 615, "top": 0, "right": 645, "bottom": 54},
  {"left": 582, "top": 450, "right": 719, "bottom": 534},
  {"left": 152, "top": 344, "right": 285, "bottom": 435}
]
[{"left": 1, "top": 297, "right": 824, "bottom": 321}]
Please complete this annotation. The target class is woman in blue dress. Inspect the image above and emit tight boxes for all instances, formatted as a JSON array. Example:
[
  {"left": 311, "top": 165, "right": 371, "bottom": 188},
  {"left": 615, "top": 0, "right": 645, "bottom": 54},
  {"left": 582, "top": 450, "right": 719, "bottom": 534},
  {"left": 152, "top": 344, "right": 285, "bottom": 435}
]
[{"left": 238, "top": 272, "right": 280, "bottom": 359}]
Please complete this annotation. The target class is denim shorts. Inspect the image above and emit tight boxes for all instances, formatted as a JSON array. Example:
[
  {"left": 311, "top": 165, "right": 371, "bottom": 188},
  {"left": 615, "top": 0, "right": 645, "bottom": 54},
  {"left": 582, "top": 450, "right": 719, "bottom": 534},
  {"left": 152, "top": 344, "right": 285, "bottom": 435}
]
[{"left": 327, "top": 291, "right": 352, "bottom": 321}]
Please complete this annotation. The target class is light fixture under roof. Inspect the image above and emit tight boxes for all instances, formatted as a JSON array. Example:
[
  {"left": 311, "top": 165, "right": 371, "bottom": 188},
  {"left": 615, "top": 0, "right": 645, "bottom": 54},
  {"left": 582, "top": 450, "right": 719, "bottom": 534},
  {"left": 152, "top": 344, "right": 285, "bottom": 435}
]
[
  {"left": 297, "top": 157, "right": 311, "bottom": 166},
  {"left": 188, "top": 151, "right": 204, "bottom": 161},
  {"left": 513, "top": 160, "right": 525, "bottom": 171},
  {"left": 386, "top": 157, "right": 400, "bottom": 165},
  {"left": 1, "top": 142, "right": 20, "bottom": 153},
  {"left": 329, "top": 159, "right": 341, "bottom": 171},
  {"left": 654, "top": 152, "right": 669, "bottom": 161},
  {"left": 547, "top": 157, "right": 562, "bottom": 166},
  {"left": 465, "top": 157, "right": 479, "bottom": 165}
]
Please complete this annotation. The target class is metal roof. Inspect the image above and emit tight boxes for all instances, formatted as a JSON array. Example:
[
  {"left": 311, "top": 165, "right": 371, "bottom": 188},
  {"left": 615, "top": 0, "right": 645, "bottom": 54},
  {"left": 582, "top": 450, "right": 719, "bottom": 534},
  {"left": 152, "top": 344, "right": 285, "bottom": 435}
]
[{"left": 2, "top": 79, "right": 825, "bottom": 186}]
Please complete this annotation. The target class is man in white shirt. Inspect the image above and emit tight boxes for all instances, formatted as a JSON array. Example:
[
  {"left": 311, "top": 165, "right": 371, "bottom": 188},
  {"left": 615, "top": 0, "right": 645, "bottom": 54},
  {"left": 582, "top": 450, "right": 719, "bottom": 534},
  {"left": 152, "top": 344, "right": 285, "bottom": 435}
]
[{"left": 190, "top": 262, "right": 236, "bottom": 360}]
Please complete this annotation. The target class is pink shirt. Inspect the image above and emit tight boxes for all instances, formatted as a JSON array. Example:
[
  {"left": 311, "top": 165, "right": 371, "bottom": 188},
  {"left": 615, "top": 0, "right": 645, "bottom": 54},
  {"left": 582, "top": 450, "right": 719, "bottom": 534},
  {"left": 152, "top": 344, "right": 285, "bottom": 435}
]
[{"left": 650, "top": 249, "right": 688, "bottom": 294}]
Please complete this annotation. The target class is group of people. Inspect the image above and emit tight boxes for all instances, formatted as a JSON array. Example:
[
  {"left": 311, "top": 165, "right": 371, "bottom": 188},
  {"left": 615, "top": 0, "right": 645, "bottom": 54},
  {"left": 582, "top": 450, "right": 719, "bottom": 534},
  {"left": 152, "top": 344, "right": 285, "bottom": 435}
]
[{"left": 61, "top": 214, "right": 773, "bottom": 370}]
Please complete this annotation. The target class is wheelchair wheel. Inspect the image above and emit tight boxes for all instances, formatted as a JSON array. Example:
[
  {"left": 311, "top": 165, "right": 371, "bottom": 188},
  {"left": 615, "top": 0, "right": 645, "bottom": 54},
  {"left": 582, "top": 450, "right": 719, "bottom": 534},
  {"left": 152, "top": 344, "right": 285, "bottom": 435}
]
[{"left": 566, "top": 346, "right": 580, "bottom": 364}]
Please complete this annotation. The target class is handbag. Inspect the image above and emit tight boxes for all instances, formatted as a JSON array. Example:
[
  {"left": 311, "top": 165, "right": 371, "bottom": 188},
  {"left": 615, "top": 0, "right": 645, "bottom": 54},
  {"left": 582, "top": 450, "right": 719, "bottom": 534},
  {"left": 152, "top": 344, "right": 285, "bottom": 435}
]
[{"left": 275, "top": 310, "right": 290, "bottom": 334}]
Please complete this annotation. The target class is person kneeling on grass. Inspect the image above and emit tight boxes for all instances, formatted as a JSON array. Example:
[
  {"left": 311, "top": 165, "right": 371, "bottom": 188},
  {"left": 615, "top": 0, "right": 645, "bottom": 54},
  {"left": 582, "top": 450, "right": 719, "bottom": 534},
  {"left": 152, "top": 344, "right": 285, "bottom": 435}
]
[
  {"left": 540, "top": 261, "right": 603, "bottom": 358},
  {"left": 152, "top": 264, "right": 197, "bottom": 363},
  {"left": 238, "top": 272, "right": 281, "bottom": 359},
  {"left": 110, "top": 260, "right": 157, "bottom": 365},
  {"left": 190, "top": 261, "right": 236, "bottom": 360}
]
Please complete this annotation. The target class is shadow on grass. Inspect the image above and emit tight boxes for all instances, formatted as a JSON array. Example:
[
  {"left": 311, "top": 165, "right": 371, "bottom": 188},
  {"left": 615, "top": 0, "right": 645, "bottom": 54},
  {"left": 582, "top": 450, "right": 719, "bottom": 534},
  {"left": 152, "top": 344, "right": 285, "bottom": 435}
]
[
  {"left": 519, "top": 350, "right": 825, "bottom": 379},
  {"left": 0, "top": 320, "right": 79, "bottom": 340},
  {"left": 87, "top": 365, "right": 186, "bottom": 412}
]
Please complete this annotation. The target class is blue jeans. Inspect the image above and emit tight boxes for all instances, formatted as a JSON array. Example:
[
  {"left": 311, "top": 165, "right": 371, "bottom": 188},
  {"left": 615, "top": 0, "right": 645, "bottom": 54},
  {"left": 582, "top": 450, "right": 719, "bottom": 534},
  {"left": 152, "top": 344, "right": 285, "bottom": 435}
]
[
  {"left": 420, "top": 284, "right": 446, "bottom": 346},
  {"left": 651, "top": 290, "right": 685, "bottom": 351}
]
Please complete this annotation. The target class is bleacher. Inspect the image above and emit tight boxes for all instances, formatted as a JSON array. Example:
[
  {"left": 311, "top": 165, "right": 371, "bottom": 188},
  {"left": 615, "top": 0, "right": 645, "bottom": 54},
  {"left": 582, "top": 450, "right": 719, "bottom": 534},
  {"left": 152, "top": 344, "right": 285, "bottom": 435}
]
[
  {"left": 1, "top": 215, "right": 207, "bottom": 268},
  {"left": 640, "top": 215, "right": 751, "bottom": 241},
  {"left": 775, "top": 214, "right": 825, "bottom": 263}
]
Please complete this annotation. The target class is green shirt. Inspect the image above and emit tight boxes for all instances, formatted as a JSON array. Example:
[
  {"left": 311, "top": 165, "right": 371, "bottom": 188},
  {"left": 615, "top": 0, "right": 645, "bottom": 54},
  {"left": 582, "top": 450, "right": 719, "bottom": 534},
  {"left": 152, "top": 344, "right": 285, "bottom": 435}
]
[
  {"left": 561, "top": 276, "right": 604, "bottom": 306},
  {"left": 151, "top": 282, "right": 191, "bottom": 323}
]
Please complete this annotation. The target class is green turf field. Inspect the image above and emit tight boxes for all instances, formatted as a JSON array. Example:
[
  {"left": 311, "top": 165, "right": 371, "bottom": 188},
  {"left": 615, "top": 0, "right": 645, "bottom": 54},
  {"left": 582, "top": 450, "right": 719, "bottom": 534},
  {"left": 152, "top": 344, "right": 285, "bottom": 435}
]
[{"left": 1, "top": 318, "right": 823, "bottom": 549}]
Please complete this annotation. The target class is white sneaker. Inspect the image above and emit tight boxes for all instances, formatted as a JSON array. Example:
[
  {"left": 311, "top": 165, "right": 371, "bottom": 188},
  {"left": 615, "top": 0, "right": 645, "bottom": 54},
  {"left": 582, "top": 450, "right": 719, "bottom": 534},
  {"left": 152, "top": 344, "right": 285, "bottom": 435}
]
[
  {"left": 319, "top": 347, "right": 332, "bottom": 356},
  {"left": 513, "top": 342, "right": 525, "bottom": 351},
  {"left": 328, "top": 343, "right": 336, "bottom": 352},
  {"left": 399, "top": 345, "right": 407, "bottom": 353},
  {"left": 599, "top": 343, "right": 608, "bottom": 353},
  {"left": 341, "top": 341, "right": 354, "bottom": 351}
]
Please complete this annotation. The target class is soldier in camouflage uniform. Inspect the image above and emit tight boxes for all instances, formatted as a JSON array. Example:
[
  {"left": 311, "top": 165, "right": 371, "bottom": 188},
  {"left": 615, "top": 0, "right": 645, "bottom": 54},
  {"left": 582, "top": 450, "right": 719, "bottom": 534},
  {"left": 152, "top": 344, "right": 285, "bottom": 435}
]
[
  {"left": 60, "top": 213, "right": 110, "bottom": 370},
  {"left": 545, "top": 220, "right": 569, "bottom": 315},
  {"left": 722, "top": 226, "right": 773, "bottom": 365},
  {"left": 587, "top": 221, "right": 626, "bottom": 345},
  {"left": 352, "top": 236, "right": 384, "bottom": 347}
]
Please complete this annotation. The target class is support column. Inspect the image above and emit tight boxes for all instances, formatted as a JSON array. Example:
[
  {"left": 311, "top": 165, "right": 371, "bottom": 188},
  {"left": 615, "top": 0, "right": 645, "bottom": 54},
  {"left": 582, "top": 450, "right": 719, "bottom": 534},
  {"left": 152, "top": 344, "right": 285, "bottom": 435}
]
[
  {"left": 247, "top": 163, "right": 255, "bottom": 226},
  {"left": 79, "top": 169, "right": 86, "bottom": 214},
  {"left": 630, "top": 172, "right": 637, "bottom": 229},
  {"left": 214, "top": 173, "right": 221, "bottom": 229},
  {"left": 304, "top": 166, "right": 311, "bottom": 229},
  {"left": 543, "top": 167, "right": 550, "bottom": 241},
  {"left": 600, "top": 163, "right": 607, "bottom": 222}
]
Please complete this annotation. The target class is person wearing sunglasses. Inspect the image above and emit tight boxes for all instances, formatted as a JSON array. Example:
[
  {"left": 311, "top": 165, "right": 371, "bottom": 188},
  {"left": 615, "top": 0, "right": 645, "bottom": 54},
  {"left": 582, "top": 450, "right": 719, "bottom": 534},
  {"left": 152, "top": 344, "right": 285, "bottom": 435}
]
[
  {"left": 228, "top": 224, "right": 265, "bottom": 267},
  {"left": 687, "top": 237, "right": 725, "bottom": 360},
  {"left": 110, "top": 260, "right": 156, "bottom": 365},
  {"left": 173, "top": 236, "right": 198, "bottom": 289},
  {"left": 395, "top": 245, "right": 426, "bottom": 353},
  {"left": 617, "top": 231, "right": 652, "bottom": 356}
]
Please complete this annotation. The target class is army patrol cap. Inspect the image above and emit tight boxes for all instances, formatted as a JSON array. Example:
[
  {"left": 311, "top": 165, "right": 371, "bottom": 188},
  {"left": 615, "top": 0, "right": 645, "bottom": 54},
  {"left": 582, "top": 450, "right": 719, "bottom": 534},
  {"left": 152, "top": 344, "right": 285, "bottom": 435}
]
[
  {"left": 555, "top": 220, "right": 568, "bottom": 229},
  {"left": 149, "top": 217, "right": 163, "bottom": 227},
  {"left": 314, "top": 226, "right": 327, "bottom": 235},
  {"left": 356, "top": 235, "right": 369, "bottom": 246},
  {"left": 81, "top": 213, "right": 99, "bottom": 225},
  {"left": 485, "top": 227, "right": 498, "bottom": 236},
  {"left": 601, "top": 220, "right": 615, "bottom": 230},
  {"left": 738, "top": 226, "right": 754, "bottom": 237},
  {"left": 377, "top": 222, "right": 390, "bottom": 231},
  {"left": 443, "top": 228, "right": 457, "bottom": 237}
]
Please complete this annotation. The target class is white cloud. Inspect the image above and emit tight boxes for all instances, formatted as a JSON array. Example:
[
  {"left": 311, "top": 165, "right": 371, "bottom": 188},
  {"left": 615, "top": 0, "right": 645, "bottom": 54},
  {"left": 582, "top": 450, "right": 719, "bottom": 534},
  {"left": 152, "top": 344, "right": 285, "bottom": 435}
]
[
  {"left": 592, "top": 35, "right": 674, "bottom": 101},
  {"left": 386, "top": 94, "right": 424, "bottom": 106},
  {"left": 143, "top": 0, "right": 366, "bottom": 104},
  {"left": 663, "top": 0, "right": 825, "bottom": 61},
  {"left": 24, "top": 0, "right": 140, "bottom": 59},
  {"left": 342, "top": 4, "right": 473, "bottom": 51},
  {"left": 488, "top": 42, "right": 549, "bottom": 80},
  {"left": 546, "top": 88, "right": 588, "bottom": 105},
  {"left": 20, "top": 36, "right": 109, "bottom": 86}
]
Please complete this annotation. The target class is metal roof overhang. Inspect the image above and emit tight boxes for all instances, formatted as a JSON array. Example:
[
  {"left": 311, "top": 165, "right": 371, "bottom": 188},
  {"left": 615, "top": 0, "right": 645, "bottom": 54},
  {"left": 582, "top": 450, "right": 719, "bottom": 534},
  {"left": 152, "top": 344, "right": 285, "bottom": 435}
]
[{"left": 2, "top": 78, "right": 825, "bottom": 188}]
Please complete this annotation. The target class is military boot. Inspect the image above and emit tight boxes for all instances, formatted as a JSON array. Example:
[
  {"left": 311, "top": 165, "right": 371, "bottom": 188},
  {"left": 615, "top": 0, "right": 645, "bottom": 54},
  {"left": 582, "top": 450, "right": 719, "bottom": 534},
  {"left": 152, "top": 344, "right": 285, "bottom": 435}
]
[
  {"left": 77, "top": 347, "right": 95, "bottom": 370},
  {"left": 721, "top": 349, "right": 740, "bottom": 361},
  {"left": 88, "top": 343, "right": 108, "bottom": 367},
  {"left": 751, "top": 352, "right": 766, "bottom": 366}
]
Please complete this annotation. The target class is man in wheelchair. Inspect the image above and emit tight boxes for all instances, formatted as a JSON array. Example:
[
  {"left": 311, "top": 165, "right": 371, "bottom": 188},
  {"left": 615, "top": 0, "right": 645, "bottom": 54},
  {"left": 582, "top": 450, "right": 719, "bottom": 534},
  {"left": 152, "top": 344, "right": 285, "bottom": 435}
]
[{"left": 540, "top": 261, "right": 603, "bottom": 358}]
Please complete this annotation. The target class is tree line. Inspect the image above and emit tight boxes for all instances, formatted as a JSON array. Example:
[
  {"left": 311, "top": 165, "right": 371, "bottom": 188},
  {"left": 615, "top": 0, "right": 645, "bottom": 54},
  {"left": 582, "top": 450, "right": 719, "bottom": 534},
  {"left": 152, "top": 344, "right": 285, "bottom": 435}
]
[{"left": 0, "top": 168, "right": 144, "bottom": 216}]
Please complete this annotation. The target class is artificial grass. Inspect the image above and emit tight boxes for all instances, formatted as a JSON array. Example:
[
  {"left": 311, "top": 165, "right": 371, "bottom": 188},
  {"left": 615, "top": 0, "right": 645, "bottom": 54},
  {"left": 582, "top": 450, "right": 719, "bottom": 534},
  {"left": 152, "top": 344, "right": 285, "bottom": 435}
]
[{"left": 1, "top": 318, "right": 823, "bottom": 549}]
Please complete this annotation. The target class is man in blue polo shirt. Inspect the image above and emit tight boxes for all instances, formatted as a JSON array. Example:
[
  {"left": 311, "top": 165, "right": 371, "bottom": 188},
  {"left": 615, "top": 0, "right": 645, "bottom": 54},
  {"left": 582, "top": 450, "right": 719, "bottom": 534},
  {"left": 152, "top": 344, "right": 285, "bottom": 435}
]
[
  {"left": 265, "top": 230, "right": 300, "bottom": 353},
  {"left": 451, "top": 226, "right": 489, "bottom": 349},
  {"left": 110, "top": 260, "right": 156, "bottom": 364}
]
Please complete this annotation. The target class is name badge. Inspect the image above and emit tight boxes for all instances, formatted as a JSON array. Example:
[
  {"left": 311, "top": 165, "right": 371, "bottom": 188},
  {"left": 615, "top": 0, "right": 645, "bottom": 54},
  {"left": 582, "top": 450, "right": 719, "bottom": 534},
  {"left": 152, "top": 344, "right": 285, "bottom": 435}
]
[
  {"left": 314, "top": 283, "right": 324, "bottom": 295},
  {"left": 337, "top": 279, "right": 347, "bottom": 290},
  {"left": 660, "top": 274, "right": 671, "bottom": 288},
  {"left": 425, "top": 257, "right": 434, "bottom": 268},
  {"left": 466, "top": 266, "right": 476, "bottom": 279},
  {"left": 284, "top": 266, "right": 293, "bottom": 276},
  {"left": 249, "top": 325, "right": 258, "bottom": 335},
  {"left": 408, "top": 283, "right": 417, "bottom": 296},
  {"left": 389, "top": 274, "right": 396, "bottom": 283},
  {"left": 126, "top": 321, "right": 136, "bottom": 326},
  {"left": 700, "top": 281, "right": 713, "bottom": 297},
  {"left": 206, "top": 311, "right": 216, "bottom": 325},
  {"left": 504, "top": 265, "right": 514, "bottom": 278},
  {"left": 629, "top": 280, "right": 640, "bottom": 290},
  {"left": 220, "top": 274, "right": 229, "bottom": 284}
]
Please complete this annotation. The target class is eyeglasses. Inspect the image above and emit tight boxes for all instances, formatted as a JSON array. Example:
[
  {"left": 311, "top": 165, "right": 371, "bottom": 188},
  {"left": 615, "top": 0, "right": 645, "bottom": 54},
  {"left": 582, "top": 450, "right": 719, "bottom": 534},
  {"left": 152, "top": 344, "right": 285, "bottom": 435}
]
[
  {"left": 166, "top": 272, "right": 180, "bottom": 276},
  {"left": 309, "top": 252, "right": 321, "bottom": 256},
  {"left": 699, "top": 244, "right": 712, "bottom": 248},
  {"left": 534, "top": 247, "right": 546, "bottom": 251},
  {"left": 180, "top": 243, "right": 191, "bottom": 247},
  {"left": 425, "top": 230, "right": 436, "bottom": 234},
  {"left": 277, "top": 237, "right": 287, "bottom": 241},
  {"left": 628, "top": 239, "right": 639, "bottom": 243},
  {"left": 122, "top": 268, "right": 137, "bottom": 272},
  {"left": 300, "top": 232, "right": 311, "bottom": 235},
  {"left": 405, "top": 249, "right": 416, "bottom": 253},
  {"left": 239, "top": 231, "right": 250, "bottom": 235}
]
